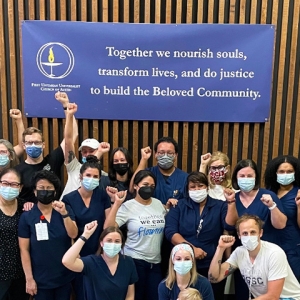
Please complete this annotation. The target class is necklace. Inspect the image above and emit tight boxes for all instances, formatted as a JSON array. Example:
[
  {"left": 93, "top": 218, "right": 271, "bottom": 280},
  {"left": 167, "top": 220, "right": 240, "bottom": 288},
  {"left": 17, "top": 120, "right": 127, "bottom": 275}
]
[{"left": 0, "top": 201, "right": 17, "bottom": 216}]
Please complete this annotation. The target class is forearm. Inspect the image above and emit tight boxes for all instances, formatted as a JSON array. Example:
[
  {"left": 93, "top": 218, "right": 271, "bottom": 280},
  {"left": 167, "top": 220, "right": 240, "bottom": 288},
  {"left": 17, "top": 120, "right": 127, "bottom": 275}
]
[
  {"left": 297, "top": 207, "right": 300, "bottom": 228},
  {"left": 199, "top": 164, "right": 207, "bottom": 174},
  {"left": 20, "top": 249, "right": 34, "bottom": 280},
  {"left": 270, "top": 208, "right": 287, "bottom": 229},
  {"left": 14, "top": 118, "right": 25, "bottom": 157},
  {"left": 62, "top": 238, "right": 85, "bottom": 268},
  {"left": 170, "top": 233, "right": 191, "bottom": 246},
  {"left": 225, "top": 203, "right": 239, "bottom": 226},
  {"left": 208, "top": 246, "right": 225, "bottom": 283},
  {"left": 103, "top": 204, "right": 120, "bottom": 229},
  {"left": 63, "top": 218, "right": 78, "bottom": 239},
  {"left": 254, "top": 294, "right": 278, "bottom": 300}
]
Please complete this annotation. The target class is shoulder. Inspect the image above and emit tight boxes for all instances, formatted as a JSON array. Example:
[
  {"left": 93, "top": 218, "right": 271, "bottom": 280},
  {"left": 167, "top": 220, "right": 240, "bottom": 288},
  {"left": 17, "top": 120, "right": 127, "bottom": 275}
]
[
  {"left": 174, "top": 168, "right": 188, "bottom": 177},
  {"left": 261, "top": 240, "right": 285, "bottom": 255}
]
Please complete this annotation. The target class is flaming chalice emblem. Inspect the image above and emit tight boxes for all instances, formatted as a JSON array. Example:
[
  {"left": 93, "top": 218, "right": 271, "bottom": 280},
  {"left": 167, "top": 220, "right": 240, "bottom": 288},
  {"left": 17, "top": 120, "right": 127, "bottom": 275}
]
[{"left": 41, "top": 47, "right": 63, "bottom": 77}]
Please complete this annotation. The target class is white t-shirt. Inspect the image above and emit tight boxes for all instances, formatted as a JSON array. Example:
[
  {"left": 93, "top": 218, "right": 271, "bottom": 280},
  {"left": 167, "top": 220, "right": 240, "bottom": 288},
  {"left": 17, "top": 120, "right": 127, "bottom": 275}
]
[
  {"left": 116, "top": 198, "right": 166, "bottom": 264},
  {"left": 226, "top": 240, "right": 300, "bottom": 299},
  {"left": 60, "top": 158, "right": 107, "bottom": 199}
]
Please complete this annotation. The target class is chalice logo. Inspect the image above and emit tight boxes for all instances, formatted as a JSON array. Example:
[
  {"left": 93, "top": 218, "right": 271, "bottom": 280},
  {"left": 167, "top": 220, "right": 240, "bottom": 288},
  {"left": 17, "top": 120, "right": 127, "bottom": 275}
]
[{"left": 36, "top": 42, "right": 75, "bottom": 79}]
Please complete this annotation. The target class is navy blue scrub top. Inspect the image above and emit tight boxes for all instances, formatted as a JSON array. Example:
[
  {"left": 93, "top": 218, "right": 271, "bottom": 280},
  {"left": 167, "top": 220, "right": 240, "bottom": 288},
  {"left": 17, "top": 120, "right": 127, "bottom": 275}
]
[
  {"left": 62, "top": 188, "right": 111, "bottom": 256},
  {"left": 18, "top": 205, "right": 75, "bottom": 289}
]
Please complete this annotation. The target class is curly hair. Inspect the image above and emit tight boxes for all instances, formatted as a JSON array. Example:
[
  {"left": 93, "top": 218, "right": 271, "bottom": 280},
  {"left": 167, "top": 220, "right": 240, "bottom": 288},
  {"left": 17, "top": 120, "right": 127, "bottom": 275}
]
[{"left": 264, "top": 155, "right": 300, "bottom": 193}]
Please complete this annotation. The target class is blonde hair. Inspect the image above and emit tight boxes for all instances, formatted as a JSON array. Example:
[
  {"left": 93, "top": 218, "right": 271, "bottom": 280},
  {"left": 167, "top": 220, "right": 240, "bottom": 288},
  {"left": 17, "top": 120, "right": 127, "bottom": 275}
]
[
  {"left": 0, "top": 139, "right": 19, "bottom": 168},
  {"left": 178, "top": 288, "right": 202, "bottom": 300},
  {"left": 165, "top": 245, "right": 198, "bottom": 290},
  {"left": 208, "top": 151, "right": 232, "bottom": 188},
  {"left": 22, "top": 127, "right": 44, "bottom": 142}
]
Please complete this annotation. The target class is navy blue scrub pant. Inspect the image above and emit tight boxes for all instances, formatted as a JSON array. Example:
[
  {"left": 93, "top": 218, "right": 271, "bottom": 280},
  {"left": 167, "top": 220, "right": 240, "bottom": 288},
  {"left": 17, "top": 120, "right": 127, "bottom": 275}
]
[
  {"left": 133, "top": 258, "right": 162, "bottom": 300},
  {"left": 34, "top": 282, "right": 72, "bottom": 300},
  {"left": 0, "top": 277, "right": 29, "bottom": 300}
]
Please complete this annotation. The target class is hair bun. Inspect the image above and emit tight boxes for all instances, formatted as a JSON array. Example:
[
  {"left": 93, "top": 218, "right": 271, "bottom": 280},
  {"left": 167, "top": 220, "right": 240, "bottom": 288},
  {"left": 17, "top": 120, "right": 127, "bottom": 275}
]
[{"left": 85, "top": 155, "right": 99, "bottom": 164}]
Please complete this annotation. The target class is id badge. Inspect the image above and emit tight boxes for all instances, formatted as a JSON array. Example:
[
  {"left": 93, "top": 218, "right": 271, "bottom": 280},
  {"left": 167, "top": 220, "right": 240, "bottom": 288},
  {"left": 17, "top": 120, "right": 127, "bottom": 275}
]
[{"left": 35, "top": 222, "right": 49, "bottom": 241}]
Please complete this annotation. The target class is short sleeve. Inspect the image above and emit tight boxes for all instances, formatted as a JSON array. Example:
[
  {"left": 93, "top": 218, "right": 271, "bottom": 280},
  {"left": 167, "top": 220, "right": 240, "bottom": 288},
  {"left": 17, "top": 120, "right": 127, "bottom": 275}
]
[
  {"left": 81, "top": 255, "right": 93, "bottom": 275},
  {"left": 66, "top": 204, "right": 75, "bottom": 221},
  {"left": 47, "top": 146, "right": 64, "bottom": 176},
  {"left": 128, "top": 257, "right": 139, "bottom": 284},
  {"left": 267, "top": 250, "right": 288, "bottom": 281},
  {"left": 226, "top": 248, "right": 239, "bottom": 268},
  {"left": 158, "top": 281, "right": 170, "bottom": 300},
  {"left": 165, "top": 205, "right": 180, "bottom": 242},
  {"left": 115, "top": 204, "right": 129, "bottom": 227},
  {"left": 194, "top": 276, "right": 214, "bottom": 300},
  {"left": 18, "top": 213, "right": 30, "bottom": 238}
]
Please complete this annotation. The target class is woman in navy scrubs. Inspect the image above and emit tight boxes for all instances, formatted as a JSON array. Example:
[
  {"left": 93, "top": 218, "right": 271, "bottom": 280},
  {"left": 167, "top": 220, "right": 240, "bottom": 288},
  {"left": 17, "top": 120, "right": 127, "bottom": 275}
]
[
  {"left": 62, "top": 155, "right": 113, "bottom": 298},
  {"left": 18, "top": 170, "right": 78, "bottom": 300},
  {"left": 264, "top": 155, "right": 300, "bottom": 281},
  {"left": 62, "top": 221, "right": 138, "bottom": 300},
  {"left": 165, "top": 171, "right": 236, "bottom": 299}
]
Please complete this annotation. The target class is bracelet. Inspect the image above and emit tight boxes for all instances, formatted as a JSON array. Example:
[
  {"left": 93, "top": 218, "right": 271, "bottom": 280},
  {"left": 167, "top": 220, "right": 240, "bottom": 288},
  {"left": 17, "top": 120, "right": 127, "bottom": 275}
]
[
  {"left": 79, "top": 235, "right": 88, "bottom": 242},
  {"left": 62, "top": 212, "right": 69, "bottom": 219},
  {"left": 63, "top": 106, "right": 67, "bottom": 110},
  {"left": 269, "top": 202, "right": 277, "bottom": 210},
  {"left": 226, "top": 199, "right": 236, "bottom": 204}
]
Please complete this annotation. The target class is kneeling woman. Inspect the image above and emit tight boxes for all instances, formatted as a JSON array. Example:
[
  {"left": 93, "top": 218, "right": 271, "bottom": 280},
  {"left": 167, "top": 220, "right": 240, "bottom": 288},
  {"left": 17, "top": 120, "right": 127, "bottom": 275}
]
[
  {"left": 158, "top": 243, "right": 214, "bottom": 300},
  {"left": 62, "top": 222, "right": 138, "bottom": 300}
]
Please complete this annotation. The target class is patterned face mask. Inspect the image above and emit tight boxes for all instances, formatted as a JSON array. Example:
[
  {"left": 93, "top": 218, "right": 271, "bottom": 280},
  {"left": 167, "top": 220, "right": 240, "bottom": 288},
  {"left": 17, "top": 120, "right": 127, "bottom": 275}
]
[{"left": 209, "top": 166, "right": 227, "bottom": 183}]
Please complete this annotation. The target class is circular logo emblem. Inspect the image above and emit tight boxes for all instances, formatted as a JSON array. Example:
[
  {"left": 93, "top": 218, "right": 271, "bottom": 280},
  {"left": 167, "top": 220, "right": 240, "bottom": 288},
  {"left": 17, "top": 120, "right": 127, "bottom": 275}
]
[{"left": 36, "top": 42, "right": 75, "bottom": 79}]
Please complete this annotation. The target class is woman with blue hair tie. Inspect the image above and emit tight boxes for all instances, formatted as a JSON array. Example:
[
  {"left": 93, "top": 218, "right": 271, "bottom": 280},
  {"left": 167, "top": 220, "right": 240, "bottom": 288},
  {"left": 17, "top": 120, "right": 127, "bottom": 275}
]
[{"left": 158, "top": 243, "right": 214, "bottom": 300}]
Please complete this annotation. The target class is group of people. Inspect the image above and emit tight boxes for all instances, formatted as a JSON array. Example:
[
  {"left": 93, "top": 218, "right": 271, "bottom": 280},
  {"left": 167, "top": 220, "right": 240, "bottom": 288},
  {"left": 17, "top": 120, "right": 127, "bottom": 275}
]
[{"left": 0, "top": 92, "right": 300, "bottom": 300}]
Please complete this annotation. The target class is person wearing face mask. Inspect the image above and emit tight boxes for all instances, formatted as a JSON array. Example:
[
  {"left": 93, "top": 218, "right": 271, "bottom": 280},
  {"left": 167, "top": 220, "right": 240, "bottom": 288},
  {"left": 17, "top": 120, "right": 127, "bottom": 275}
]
[
  {"left": 0, "top": 168, "right": 29, "bottom": 300},
  {"left": 130, "top": 137, "right": 188, "bottom": 205},
  {"left": 208, "top": 214, "right": 300, "bottom": 299},
  {"left": 0, "top": 139, "right": 20, "bottom": 171},
  {"left": 62, "top": 222, "right": 138, "bottom": 300},
  {"left": 62, "top": 155, "right": 113, "bottom": 299},
  {"left": 15, "top": 93, "right": 78, "bottom": 203},
  {"left": 158, "top": 243, "right": 213, "bottom": 300},
  {"left": 99, "top": 147, "right": 134, "bottom": 201},
  {"left": 227, "top": 159, "right": 287, "bottom": 300},
  {"left": 104, "top": 170, "right": 175, "bottom": 300},
  {"left": 264, "top": 155, "right": 300, "bottom": 281},
  {"left": 199, "top": 151, "right": 236, "bottom": 200},
  {"left": 18, "top": 170, "right": 78, "bottom": 300},
  {"left": 165, "top": 171, "right": 236, "bottom": 299}
]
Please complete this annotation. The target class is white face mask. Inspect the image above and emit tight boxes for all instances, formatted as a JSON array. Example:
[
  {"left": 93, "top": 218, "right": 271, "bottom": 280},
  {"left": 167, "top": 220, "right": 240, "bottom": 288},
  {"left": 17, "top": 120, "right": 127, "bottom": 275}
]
[
  {"left": 241, "top": 235, "right": 259, "bottom": 251},
  {"left": 189, "top": 189, "right": 207, "bottom": 203}
]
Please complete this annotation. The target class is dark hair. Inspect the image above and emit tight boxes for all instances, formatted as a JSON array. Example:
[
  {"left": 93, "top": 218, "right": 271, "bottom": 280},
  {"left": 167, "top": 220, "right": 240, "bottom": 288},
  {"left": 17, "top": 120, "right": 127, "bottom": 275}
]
[
  {"left": 0, "top": 168, "right": 21, "bottom": 183},
  {"left": 264, "top": 155, "right": 300, "bottom": 193},
  {"left": 186, "top": 172, "right": 208, "bottom": 194},
  {"left": 31, "top": 170, "right": 61, "bottom": 198},
  {"left": 231, "top": 159, "right": 260, "bottom": 190},
  {"left": 80, "top": 155, "right": 102, "bottom": 176},
  {"left": 154, "top": 137, "right": 179, "bottom": 153},
  {"left": 133, "top": 170, "right": 157, "bottom": 186},
  {"left": 236, "top": 214, "right": 264, "bottom": 234},
  {"left": 96, "top": 226, "right": 125, "bottom": 255},
  {"left": 108, "top": 147, "right": 133, "bottom": 186}
]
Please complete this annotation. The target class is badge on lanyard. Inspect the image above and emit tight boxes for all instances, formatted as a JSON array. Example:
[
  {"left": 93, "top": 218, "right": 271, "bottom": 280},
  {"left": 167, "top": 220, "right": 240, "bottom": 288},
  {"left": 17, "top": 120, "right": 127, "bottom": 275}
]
[{"left": 35, "top": 215, "right": 49, "bottom": 241}]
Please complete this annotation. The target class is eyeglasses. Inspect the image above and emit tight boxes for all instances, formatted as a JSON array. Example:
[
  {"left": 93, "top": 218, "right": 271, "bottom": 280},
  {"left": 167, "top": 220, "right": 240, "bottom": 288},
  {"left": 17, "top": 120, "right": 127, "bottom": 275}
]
[
  {"left": 0, "top": 150, "right": 9, "bottom": 155},
  {"left": 209, "top": 165, "right": 226, "bottom": 171},
  {"left": 0, "top": 181, "right": 21, "bottom": 188},
  {"left": 24, "top": 141, "right": 43, "bottom": 146},
  {"left": 157, "top": 152, "right": 176, "bottom": 157}
]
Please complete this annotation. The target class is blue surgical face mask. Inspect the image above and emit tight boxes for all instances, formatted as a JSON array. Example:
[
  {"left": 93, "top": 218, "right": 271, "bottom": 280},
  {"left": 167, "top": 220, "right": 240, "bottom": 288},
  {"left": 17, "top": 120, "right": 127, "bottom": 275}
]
[
  {"left": 237, "top": 178, "right": 255, "bottom": 192},
  {"left": 82, "top": 177, "right": 99, "bottom": 191},
  {"left": 157, "top": 154, "right": 174, "bottom": 170},
  {"left": 277, "top": 173, "right": 295, "bottom": 186},
  {"left": 0, "top": 186, "right": 20, "bottom": 201},
  {"left": 81, "top": 157, "right": 87, "bottom": 164},
  {"left": 0, "top": 154, "right": 10, "bottom": 167},
  {"left": 173, "top": 260, "right": 193, "bottom": 275},
  {"left": 103, "top": 242, "right": 122, "bottom": 258},
  {"left": 25, "top": 145, "right": 43, "bottom": 159}
]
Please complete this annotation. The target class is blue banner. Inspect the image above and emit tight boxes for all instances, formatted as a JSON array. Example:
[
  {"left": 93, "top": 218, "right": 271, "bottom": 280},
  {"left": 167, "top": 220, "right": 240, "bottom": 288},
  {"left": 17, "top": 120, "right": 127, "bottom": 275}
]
[{"left": 22, "top": 21, "right": 275, "bottom": 122}]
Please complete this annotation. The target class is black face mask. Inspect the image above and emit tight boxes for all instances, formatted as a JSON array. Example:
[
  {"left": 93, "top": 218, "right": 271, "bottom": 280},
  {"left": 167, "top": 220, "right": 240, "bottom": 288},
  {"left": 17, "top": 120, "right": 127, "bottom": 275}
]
[
  {"left": 36, "top": 190, "right": 55, "bottom": 205},
  {"left": 138, "top": 186, "right": 155, "bottom": 200},
  {"left": 113, "top": 163, "right": 129, "bottom": 176}
]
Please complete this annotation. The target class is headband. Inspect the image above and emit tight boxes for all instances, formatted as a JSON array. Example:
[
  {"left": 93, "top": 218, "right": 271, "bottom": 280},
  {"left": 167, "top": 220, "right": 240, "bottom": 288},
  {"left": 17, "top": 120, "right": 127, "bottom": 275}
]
[{"left": 171, "top": 244, "right": 194, "bottom": 260}]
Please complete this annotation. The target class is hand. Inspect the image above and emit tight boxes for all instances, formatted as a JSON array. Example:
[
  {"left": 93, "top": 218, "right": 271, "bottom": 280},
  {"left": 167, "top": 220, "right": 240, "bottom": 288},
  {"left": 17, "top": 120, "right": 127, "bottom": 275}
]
[
  {"left": 98, "top": 142, "right": 110, "bottom": 154},
  {"left": 165, "top": 198, "right": 178, "bottom": 209},
  {"left": 218, "top": 235, "right": 235, "bottom": 249},
  {"left": 224, "top": 188, "right": 235, "bottom": 202},
  {"left": 9, "top": 109, "right": 22, "bottom": 120},
  {"left": 295, "top": 190, "right": 300, "bottom": 208},
  {"left": 52, "top": 201, "right": 68, "bottom": 215},
  {"left": 193, "top": 247, "right": 207, "bottom": 260},
  {"left": 141, "top": 146, "right": 152, "bottom": 160},
  {"left": 55, "top": 91, "right": 69, "bottom": 107},
  {"left": 26, "top": 278, "right": 37, "bottom": 296},
  {"left": 106, "top": 186, "right": 118, "bottom": 200},
  {"left": 23, "top": 202, "right": 34, "bottom": 211},
  {"left": 83, "top": 221, "right": 98, "bottom": 239},
  {"left": 66, "top": 102, "right": 77, "bottom": 115},
  {"left": 114, "top": 190, "right": 127, "bottom": 205},
  {"left": 260, "top": 194, "right": 274, "bottom": 208},
  {"left": 200, "top": 153, "right": 211, "bottom": 166}
]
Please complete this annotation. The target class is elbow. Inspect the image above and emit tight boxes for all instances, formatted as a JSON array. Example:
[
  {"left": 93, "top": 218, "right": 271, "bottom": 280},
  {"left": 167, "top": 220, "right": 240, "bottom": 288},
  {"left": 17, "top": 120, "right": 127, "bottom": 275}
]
[
  {"left": 62, "top": 256, "right": 70, "bottom": 268},
  {"left": 69, "top": 229, "right": 78, "bottom": 239}
]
